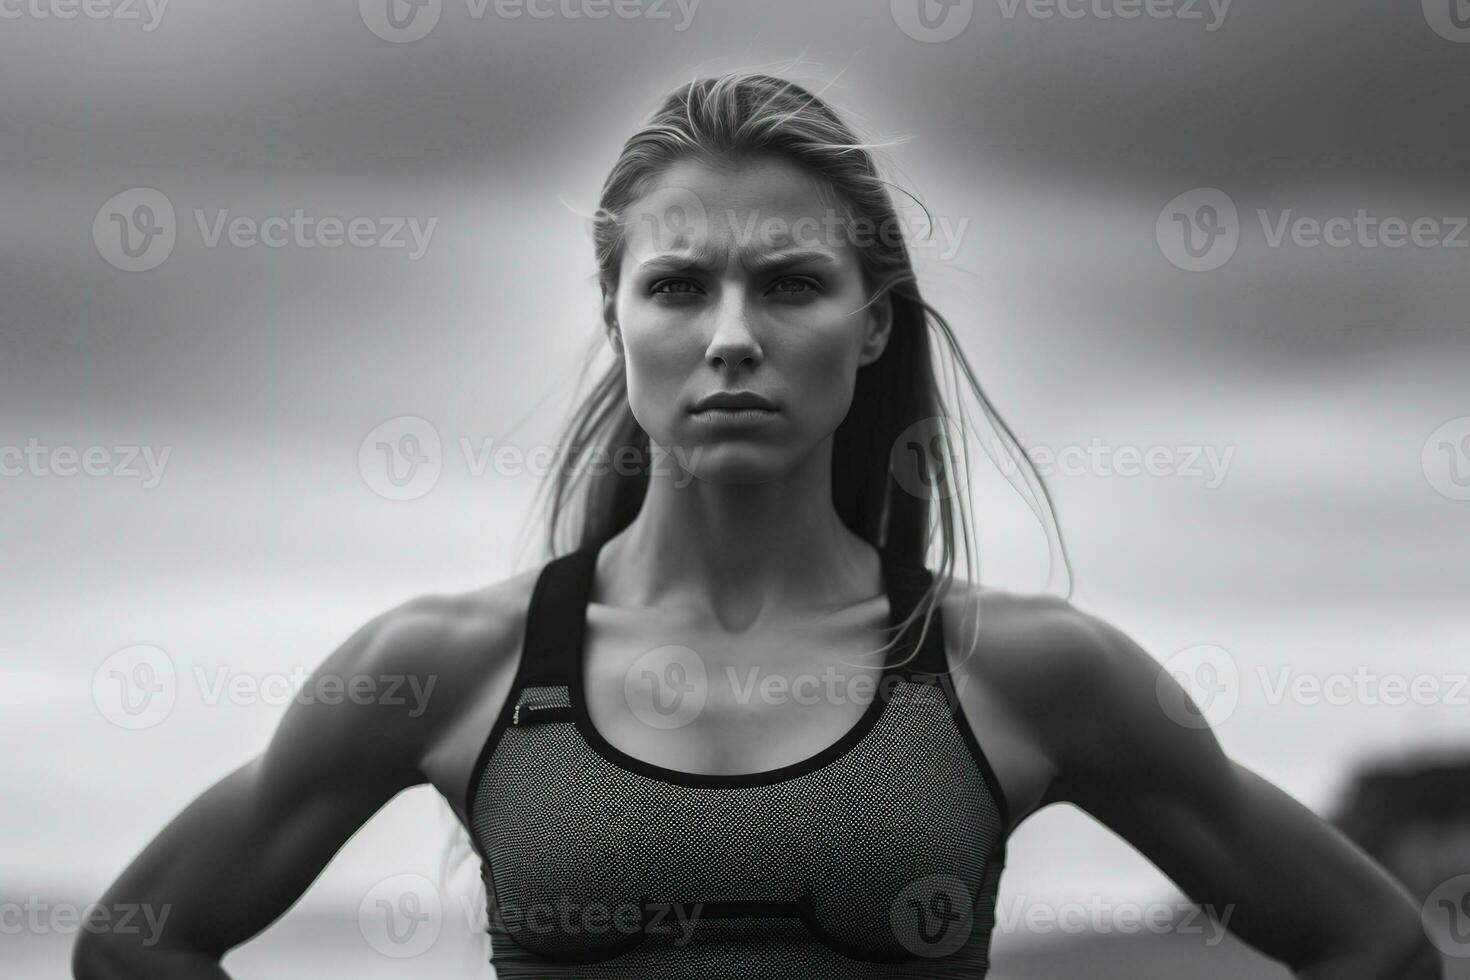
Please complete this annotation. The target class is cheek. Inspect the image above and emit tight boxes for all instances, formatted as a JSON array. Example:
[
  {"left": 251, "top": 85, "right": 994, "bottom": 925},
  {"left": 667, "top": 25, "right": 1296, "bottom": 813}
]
[
  {"left": 787, "top": 296, "right": 869, "bottom": 373},
  {"left": 618, "top": 323, "right": 696, "bottom": 432},
  {"left": 622, "top": 321, "right": 693, "bottom": 385},
  {"left": 779, "top": 326, "right": 865, "bottom": 426}
]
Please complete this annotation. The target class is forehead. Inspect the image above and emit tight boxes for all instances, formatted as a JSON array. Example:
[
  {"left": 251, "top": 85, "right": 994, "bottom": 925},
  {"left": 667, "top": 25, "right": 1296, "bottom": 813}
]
[
  {"left": 654, "top": 155, "right": 837, "bottom": 216},
  {"left": 618, "top": 155, "right": 859, "bottom": 272}
]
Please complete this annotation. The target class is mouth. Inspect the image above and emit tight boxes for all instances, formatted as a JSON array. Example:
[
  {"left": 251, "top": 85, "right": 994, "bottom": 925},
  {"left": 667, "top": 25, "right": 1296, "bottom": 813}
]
[
  {"left": 691, "top": 406, "right": 778, "bottom": 417},
  {"left": 688, "top": 405, "right": 780, "bottom": 427},
  {"left": 690, "top": 405, "right": 779, "bottom": 415},
  {"left": 690, "top": 391, "right": 778, "bottom": 414}
]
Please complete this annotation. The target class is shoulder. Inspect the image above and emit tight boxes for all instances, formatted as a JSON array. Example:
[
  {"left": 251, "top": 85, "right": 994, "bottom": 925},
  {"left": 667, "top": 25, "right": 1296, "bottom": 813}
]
[
  {"left": 356, "top": 566, "right": 542, "bottom": 678},
  {"left": 937, "top": 579, "right": 1135, "bottom": 712},
  {"left": 345, "top": 562, "right": 548, "bottom": 715},
  {"left": 936, "top": 580, "right": 1197, "bottom": 797},
  {"left": 267, "top": 563, "right": 546, "bottom": 783}
]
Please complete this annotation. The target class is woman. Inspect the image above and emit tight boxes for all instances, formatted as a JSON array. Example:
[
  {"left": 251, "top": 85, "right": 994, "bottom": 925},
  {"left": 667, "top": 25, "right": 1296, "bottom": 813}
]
[{"left": 74, "top": 73, "right": 1440, "bottom": 978}]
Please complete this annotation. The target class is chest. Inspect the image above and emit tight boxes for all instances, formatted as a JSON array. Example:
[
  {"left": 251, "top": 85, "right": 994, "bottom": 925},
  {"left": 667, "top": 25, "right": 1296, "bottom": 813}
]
[{"left": 580, "top": 604, "right": 896, "bottom": 777}]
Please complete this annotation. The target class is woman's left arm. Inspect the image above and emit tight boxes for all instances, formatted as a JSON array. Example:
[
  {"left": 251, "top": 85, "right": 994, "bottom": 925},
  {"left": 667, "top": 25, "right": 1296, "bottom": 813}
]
[{"left": 1021, "top": 600, "right": 1443, "bottom": 979}]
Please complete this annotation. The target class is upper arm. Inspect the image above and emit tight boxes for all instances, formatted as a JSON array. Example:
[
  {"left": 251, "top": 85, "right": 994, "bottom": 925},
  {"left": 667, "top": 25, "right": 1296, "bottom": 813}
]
[
  {"left": 77, "top": 593, "right": 482, "bottom": 969},
  {"left": 994, "top": 597, "right": 1433, "bottom": 973}
]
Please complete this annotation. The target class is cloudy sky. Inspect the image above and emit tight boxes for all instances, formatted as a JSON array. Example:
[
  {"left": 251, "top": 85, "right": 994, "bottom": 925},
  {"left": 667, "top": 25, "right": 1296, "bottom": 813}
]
[{"left": 3, "top": 1, "right": 1468, "bottom": 975}]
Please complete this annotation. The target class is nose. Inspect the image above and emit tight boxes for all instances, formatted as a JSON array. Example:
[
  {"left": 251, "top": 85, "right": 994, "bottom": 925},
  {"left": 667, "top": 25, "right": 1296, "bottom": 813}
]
[{"left": 704, "top": 290, "right": 763, "bottom": 371}]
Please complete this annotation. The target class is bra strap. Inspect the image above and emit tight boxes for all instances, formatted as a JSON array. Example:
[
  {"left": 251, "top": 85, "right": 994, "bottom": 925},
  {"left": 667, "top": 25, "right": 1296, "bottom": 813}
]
[{"left": 516, "top": 543, "right": 599, "bottom": 688}]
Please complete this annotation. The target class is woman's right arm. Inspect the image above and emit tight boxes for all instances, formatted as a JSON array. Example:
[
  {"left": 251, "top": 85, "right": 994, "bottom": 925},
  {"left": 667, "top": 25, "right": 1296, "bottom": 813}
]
[{"left": 72, "top": 594, "right": 473, "bottom": 978}]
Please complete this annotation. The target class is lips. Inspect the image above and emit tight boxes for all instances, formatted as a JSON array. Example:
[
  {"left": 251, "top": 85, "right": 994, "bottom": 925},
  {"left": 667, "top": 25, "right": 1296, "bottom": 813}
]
[{"left": 690, "top": 391, "right": 777, "bottom": 413}]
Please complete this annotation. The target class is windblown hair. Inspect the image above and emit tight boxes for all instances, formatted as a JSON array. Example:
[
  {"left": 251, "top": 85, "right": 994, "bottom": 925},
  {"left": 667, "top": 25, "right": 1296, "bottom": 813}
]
[{"left": 440, "top": 70, "right": 1072, "bottom": 968}]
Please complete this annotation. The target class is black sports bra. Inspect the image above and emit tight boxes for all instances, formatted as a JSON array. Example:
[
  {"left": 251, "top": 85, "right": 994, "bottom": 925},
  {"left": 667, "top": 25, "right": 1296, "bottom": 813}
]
[{"left": 465, "top": 542, "right": 1012, "bottom": 978}]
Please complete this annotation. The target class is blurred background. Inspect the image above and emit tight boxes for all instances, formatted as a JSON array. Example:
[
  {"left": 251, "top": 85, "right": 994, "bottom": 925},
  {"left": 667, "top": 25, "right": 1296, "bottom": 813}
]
[{"left": 3, "top": 0, "right": 1469, "bottom": 975}]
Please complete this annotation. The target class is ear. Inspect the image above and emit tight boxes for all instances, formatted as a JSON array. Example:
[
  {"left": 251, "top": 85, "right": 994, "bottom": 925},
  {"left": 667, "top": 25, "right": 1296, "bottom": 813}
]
[
  {"left": 856, "top": 290, "right": 894, "bottom": 367},
  {"left": 601, "top": 283, "right": 624, "bottom": 358}
]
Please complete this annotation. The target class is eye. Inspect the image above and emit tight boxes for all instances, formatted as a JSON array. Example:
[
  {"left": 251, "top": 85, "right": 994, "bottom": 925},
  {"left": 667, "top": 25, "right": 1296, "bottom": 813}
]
[
  {"left": 768, "top": 276, "right": 821, "bottom": 296},
  {"left": 649, "top": 278, "right": 702, "bottom": 297}
]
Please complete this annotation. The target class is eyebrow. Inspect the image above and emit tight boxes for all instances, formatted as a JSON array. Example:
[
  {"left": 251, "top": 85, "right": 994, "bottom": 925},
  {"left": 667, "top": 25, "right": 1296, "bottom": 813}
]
[
  {"left": 636, "top": 248, "right": 718, "bottom": 274},
  {"left": 741, "top": 249, "right": 840, "bottom": 275},
  {"left": 635, "top": 247, "right": 841, "bottom": 276}
]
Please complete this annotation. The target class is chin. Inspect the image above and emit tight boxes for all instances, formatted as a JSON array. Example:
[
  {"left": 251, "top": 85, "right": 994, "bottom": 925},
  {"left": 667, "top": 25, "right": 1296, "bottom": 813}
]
[{"left": 674, "top": 443, "right": 792, "bottom": 486}]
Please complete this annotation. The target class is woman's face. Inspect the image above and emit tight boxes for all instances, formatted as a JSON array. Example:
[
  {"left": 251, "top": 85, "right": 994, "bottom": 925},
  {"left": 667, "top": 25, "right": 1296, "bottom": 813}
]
[{"left": 610, "top": 155, "right": 891, "bottom": 484}]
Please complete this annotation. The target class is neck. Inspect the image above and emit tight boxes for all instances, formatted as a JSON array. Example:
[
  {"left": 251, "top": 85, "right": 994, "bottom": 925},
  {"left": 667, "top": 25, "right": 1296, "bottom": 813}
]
[{"left": 601, "top": 438, "right": 882, "bottom": 631}]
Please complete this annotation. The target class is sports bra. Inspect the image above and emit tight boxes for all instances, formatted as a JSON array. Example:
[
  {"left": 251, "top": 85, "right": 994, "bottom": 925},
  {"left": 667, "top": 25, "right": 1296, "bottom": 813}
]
[{"left": 464, "top": 541, "right": 1012, "bottom": 978}]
